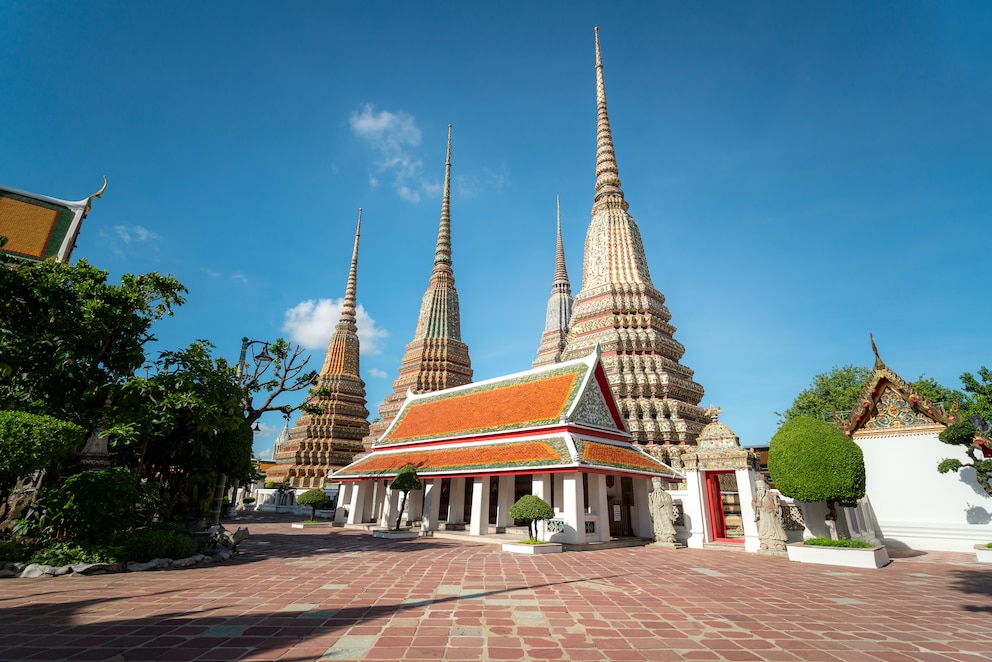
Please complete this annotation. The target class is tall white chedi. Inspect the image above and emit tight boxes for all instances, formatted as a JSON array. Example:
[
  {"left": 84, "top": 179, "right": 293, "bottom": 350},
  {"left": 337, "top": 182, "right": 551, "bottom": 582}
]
[{"left": 562, "top": 27, "right": 710, "bottom": 447}]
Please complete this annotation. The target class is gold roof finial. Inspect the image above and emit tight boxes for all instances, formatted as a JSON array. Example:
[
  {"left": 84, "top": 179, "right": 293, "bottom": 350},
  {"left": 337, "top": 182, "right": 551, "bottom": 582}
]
[
  {"left": 870, "top": 332, "right": 884, "bottom": 369},
  {"left": 83, "top": 176, "right": 108, "bottom": 214}
]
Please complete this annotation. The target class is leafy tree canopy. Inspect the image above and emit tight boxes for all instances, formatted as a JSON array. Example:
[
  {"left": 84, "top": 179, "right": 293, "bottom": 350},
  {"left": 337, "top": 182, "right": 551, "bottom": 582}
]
[
  {"left": 390, "top": 465, "right": 422, "bottom": 493},
  {"left": 937, "top": 420, "right": 992, "bottom": 497},
  {"left": 0, "top": 259, "right": 185, "bottom": 429},
  {"left": 297, "top": 488, "right": 333, "bottom": 521},
  {"left": 110, "top": 341, "right": 252, "bottom": 520}
]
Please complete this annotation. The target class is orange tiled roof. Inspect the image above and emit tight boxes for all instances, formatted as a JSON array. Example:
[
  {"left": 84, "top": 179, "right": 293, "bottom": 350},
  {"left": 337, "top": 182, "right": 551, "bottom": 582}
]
[
  {"left": 334, "top": 438, "right": 572, "bottom": 478},
  {"left": 575, "top": 438, "right": 673, "bottom": 474},
  {"left": 379, "top": 363, "right": 588, "bottom": 446}
]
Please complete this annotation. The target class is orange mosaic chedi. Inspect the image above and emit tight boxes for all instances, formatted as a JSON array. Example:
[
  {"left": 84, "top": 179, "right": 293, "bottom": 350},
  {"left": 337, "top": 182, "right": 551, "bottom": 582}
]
[
  {"left": 363, "top": 125, "right": 473, "bottom": 449},
  {"left": 388, "top": 372, "right": 579, "bottom": 442}
]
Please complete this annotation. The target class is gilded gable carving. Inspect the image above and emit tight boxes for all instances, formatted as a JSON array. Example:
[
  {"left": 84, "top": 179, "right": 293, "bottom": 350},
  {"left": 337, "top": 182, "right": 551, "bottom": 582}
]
[{"left": 862, "top": 385, "right": 937, "bottom": 431}]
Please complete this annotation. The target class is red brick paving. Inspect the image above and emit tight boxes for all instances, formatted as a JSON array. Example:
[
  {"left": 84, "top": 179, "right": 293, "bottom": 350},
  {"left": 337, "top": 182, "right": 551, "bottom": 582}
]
[{"left": 0, "top": 513, "right": 990, "bottom": 661}]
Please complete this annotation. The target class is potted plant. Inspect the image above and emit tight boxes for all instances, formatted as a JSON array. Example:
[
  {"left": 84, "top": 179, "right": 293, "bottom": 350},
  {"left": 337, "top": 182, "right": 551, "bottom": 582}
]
[
  {"left": 293, "top": 489, "right": 332, "bottom": 528},
  {"left": 976, "top": 542, "right": 992, "bottom": 563},
  {"left": 241, "top": 496, "right": 255, "bottom": 511},
  {"left": 373, "top": 465, "right": 422, "bottom": 539},
  {"left": 769, "top": 416, "right": 888, "bottom": 568},
  {"left": 502, "top": 495, "right": 561, "bottom": 554}
]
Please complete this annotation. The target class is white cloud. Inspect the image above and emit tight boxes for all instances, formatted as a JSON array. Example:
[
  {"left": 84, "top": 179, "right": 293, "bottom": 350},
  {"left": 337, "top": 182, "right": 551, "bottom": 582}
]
[
  {"left": 282, "top": 298, "right": 388, "bottom": 355},
  {"left": 256, "top": 446, "right": 274, "bottom": 461},
  {"left": 231, "top": 272, "right": 248, "bottom": 284},
  {"left": 368, "top": 368, "right": 388, "bottom": 379},
  {"left": 350, "top": 103, "right": 439, "bottom": 203},
  {"left": 113, "top": 225, "right": 160, "bottom": 245}
]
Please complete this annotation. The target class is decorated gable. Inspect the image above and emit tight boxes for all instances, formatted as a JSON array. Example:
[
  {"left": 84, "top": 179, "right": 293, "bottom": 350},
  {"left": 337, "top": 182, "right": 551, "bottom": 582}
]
[
  {"left": 846, "top": 337, "right": 952, "bottom": 438},
  {"left": 0, "top": 180, "right": 105, "bottom": 263},
  {"left": 567, "top": 367, "right": 626, "bottom": 432}
]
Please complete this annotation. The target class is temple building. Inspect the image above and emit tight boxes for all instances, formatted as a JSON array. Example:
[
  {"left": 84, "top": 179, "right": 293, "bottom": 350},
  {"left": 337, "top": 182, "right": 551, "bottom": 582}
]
[
  {"left": 267, "top": 211, "right": 370, "bottom": 488},
  {"left": 560, "top": 28, "right": 711, "bottom": 450},
  {"left": 363, "top": 125, "right": 473, "bottom": 448},
  {"left": 532, "top": 197, "right": 574, "bottom": 368},
  {"left": 333, "top": 347, "right": 677, "bottom": 545},
  {"left": 0, "top": 179, "right": 106, "bottom": 263}
]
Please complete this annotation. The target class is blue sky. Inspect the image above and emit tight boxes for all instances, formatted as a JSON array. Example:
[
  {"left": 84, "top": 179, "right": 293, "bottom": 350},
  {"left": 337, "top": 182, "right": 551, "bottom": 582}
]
[{"left": 2, "top": 2, "right": 990, "bottom": 459}]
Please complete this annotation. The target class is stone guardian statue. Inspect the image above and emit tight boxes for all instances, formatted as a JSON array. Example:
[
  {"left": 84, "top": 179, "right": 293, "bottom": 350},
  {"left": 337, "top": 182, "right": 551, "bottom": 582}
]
[
  {"left": 752, "top": 476, "right": 788, "bottom": 551},
  {"left": 649, "top": 477, "right": 678, "bottom": 543}
]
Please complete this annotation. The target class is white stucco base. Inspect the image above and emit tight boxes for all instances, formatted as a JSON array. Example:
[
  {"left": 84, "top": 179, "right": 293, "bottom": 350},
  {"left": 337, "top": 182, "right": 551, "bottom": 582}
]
[{"left": 786, "top": 542, "right": 890, "bottom": 568}]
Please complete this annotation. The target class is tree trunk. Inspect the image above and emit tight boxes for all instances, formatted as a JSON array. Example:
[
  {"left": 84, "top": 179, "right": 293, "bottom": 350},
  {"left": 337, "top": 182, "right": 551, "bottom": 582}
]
[
  {"left": 825, "top": 500, "right": 839, "bottom": 540},
  {"left": 209, "top": 473, "right": 226, "bottom": 526},
  {"left": 396, "top": 492, "right": 408, "bottom": 530}
]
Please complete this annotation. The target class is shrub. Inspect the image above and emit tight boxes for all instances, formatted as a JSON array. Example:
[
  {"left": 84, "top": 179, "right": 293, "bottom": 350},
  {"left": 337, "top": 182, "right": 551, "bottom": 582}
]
[
  {"left": 803, "top": 537, "right": 874, "bottom": 548},
  {"left": 297, "top": 489, "right": 333, "bottom": 521},
  {"left": 0, "top": 411, "right": 84, "bottom": 502},
  {"left": 27, "top": 541, "right": 120, "bottom": 566},
  {"left": 0, "top": 539, "right": 35, "bottom": 563},
  {"left": 508, "top": 495, "right": 554, "bottom": 541},
  {"left": 119, "top": 528, "right": 196, "bottom": 562},
  {"left": 46, "top": 467, "right": 141, "bottom": 542},
  {"left": 242, "top": 497, "right": 255, "bottom": 504},
  {"left": 769, "top": 416, "right": 865, "bottom": 540},
  {"left": 264, "top": 481, "right": 276, "bottom": 489}
]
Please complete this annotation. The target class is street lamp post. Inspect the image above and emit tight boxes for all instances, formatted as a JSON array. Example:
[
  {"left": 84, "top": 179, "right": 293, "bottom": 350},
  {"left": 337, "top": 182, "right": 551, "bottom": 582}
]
[{"left": 208, "top": 337, "right": 274, "bottom": 527}]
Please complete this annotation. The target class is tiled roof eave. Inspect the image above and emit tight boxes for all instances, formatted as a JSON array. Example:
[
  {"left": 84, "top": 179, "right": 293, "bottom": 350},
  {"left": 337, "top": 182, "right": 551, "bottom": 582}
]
[{"left": 373, "top": 422, "right": 571, "bottom": 451}]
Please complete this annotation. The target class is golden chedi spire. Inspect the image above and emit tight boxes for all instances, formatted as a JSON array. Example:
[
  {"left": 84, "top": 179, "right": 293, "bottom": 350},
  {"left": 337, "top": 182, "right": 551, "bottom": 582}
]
[
  {"left": 364, "top": 126, "right": 473, "bottom": 448},
  {"left": 533, "top": 196, "right": 574, "bottom": 367},
  {"left": 562, "top": 28, "right": 709, "bottom": 447},
  {"left": 270, "top": 210, "right": 370, "bottom": 488}
]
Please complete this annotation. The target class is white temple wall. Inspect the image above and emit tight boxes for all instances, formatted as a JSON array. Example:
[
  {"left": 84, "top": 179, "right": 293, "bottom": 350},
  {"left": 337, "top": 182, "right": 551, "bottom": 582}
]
[
  {"left": 677, "top": 472, "right": 708, "bottom": 548},
  {"left": 632, "top": 477, "right": 653, "bottom": 539},
  {"left": 856, "top": 431, "right": 992, "bottom": 551}
]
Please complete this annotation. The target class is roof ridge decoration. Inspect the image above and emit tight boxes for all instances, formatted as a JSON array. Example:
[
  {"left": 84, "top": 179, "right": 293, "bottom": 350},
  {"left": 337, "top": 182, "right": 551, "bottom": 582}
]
[
  {"left": 845, "top": 335, "right": 952, "bottom": 437},
  {"left": 362, "top": 126, "right": 473, "bottom": 449},
  {"left": 533, "top": 196, "right": 575, "bottom": 367},
  {"left": 269, "top": 209, "right": 369, "bottom": 487},
  {"left": 560, "top": 28, "right": 709, "bottom": 446}
]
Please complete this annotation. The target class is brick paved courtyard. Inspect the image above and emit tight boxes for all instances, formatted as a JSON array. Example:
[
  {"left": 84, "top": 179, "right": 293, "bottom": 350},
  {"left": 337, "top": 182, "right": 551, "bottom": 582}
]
[{"left": 1, "top": 513, "right": 990, "bottom": 661}]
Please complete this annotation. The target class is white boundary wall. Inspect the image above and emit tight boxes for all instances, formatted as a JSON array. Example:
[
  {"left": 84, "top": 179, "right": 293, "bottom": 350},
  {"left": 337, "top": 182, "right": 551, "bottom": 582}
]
[{"left": 855, "top": 430, "right": 992, "bottom": 552}]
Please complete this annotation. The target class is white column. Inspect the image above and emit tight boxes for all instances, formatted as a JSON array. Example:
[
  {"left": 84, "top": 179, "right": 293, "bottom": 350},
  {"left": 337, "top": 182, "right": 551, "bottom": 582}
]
[
  {"left": 560, "top": 472, "right": 586, "bottom": 544},
  {"left": 334, "top": 483, "right": 351, "bottom": 524},
  {"left": 588, "top": 473, "right": 609, "bottom": 542},
  {"left": 737, "top": 468, "right": 760, "bottom": 552},
  {"left": 347, "top": 482, "right": 368, "bottom": 524},
  {"left": 532, "top": 474, "right": 550, "bottom": 501},
  {"left": 632, "top": 477, "right": 653, "bottom": 538},
  {"left": 470, "top": 476, "right": 490, "bottom": 535},
  {"left": 407, "top": 489, "right": 424, "bottom": 524},
  {"left": 495, "top": 475, "right": 514, "bottom": 531},
  {"left": 381, "top": 486, "right": 400, "bottom": 528},
  {"left": 682, "top": 470, "right": 707, "bottom": 548},
  {"left": 421, "top": 479, "right": 440, "bottom": 533},
  {"left": 447, "top": 478, "right": 466, "bottom": 525}
]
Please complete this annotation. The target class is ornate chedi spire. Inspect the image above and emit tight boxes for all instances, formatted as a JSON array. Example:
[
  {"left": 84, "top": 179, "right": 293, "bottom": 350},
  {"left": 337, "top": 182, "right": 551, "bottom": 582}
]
[
  {"left": 269, "top": 210, "right": 370, "bottom": 488},
  {"left": 364, "top": 126, "right": 473, "bottom": 448},
  {"left": 533, "top": 196, "right": 574, "bottom": 367},
  {"left": 562, "top": 28, "right": 709, "bottom": 449}
]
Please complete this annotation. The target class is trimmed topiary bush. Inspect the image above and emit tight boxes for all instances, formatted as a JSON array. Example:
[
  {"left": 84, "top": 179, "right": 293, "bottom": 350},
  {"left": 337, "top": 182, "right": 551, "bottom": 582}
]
[
  {"left": 389, "top": 465, "right": 422, "bottom": 530},
  {"left": 768, "top": 415, "right": 866, "bottom": 540},
  {"left": 297, "top": 488, "right": 333, "bottom": 521},
  {"left": 508, "top": 495, "right": 554, "bottom": 542}
]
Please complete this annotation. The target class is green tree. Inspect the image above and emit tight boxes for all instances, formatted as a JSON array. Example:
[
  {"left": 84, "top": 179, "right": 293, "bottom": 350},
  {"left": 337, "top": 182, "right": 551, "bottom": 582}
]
[
  {"left": 959, "top": 367, "right": 992, "bottom": 420},
  {"left": 0, "top": 411, "right": 84, "bottom": 516},
  {"left": 937, "top": 421, "right": 992, "bottom": 497},
  {"left": 239, "top": 338, "right": 318, "bottom": 426},
  {"left": 768, "top": 416, "right": 866, "bottom": 540},
  {"left": 389, "top": 465, "right": 422, "bottom": 530},
  {"left": 110, "top": 342, "right": 253, "bottom": 522},
  {"left": 779, "top": 365, "right": 871, "bottom": 424},
  {"left": 0, "top": 259, "right": 185, "bottom": 431},
  {"left": 508, "top": 494, "right": 555, "bottom": 542},
  {"left": 297, "top": 488, "right": 333, "bottom": 521},
  {"left": 781, "top": 365, "right": 964, "bottom": 426}
]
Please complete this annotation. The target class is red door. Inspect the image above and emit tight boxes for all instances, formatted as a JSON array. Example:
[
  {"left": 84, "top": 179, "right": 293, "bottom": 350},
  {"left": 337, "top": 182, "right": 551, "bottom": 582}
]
[{"left": 705, "top": 472, "right": 744, "bottom": 543}]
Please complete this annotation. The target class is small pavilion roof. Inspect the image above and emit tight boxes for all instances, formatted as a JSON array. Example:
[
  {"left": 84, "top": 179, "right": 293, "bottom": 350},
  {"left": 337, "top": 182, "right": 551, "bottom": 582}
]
[
  {"left": 0, "top": 179, "right": 105, "bottom": 263},
  {"left": 332, "top": 348, "right": 678, "bottom": 481},
  {"left": 375, "top": 347, "right": 626, "bottom": 448}
]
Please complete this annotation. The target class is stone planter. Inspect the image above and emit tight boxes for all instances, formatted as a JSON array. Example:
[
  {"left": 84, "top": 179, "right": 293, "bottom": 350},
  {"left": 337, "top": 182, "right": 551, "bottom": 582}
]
[
  {"left": 975, "top": 543, "right": 992, "bottom": 563},
  {"left": 373, "top": 530, "right": 420, "bottom": 540},
  {"left": 291, "top": 522, "right": 329, "bottom": 529},
  {"left": 502, "top": 542, "right": 563, "bottom": 555},
  {"left": 786, "top": 542, "right": 889, "bottom": 569}
]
